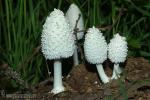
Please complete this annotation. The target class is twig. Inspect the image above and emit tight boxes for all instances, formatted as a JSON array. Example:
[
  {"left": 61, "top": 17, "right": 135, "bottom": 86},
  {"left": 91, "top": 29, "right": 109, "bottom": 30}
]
[
  {"left": 34, "top": 77, "right": 54, "bottom": 88},
  {"left": 76, "top": 25, "right": 112, "bottom": 33},
  {"left": 45, "top": 60, "right": 51, "bottom": 78},
  {"left": 17, "top": 45, "right": 41, "bottom": 69},
  {"left": 26, "top": 46, "right": 41, "bottom": 63},
  {"left": 75, "top": 7, "right": 126, "bottom": 34},
  {"left": 73, "top": 14, "right": 85, "bottom": 64}
]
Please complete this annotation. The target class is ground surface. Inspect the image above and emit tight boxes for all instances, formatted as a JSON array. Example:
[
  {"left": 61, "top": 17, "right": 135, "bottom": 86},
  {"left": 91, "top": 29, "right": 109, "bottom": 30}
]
[{"left": 1, "top": 57, "right": 150, "bottom": 100}]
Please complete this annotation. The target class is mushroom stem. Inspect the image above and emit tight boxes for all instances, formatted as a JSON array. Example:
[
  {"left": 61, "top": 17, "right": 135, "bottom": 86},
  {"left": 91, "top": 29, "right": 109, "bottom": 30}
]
[
  {"left": 96, "top": 64, "right": 110, "bottom": 83},
  {"left": 51, "top": 59, "right": 65, "bottom": 94},
  {"left": 73, "top": 46, "right": 79, "bottom": 66},
  {"left": 111, "top": 63, "right": 121, "bottom": 79}
]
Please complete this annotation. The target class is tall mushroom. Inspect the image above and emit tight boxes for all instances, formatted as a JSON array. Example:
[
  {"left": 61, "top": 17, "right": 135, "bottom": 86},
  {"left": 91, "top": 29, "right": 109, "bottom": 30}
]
[
  {"left": 66, "top": 3, "right": 84, "bottom": 66},
  {"left": 108, "top": 33, "right": 128, "bottom": 79},
  {"left": 41, "top": 9, "right": 75, "bottom": 94},
  {"left": 84, "top": 27, "right": 110, "bottom": 83}
]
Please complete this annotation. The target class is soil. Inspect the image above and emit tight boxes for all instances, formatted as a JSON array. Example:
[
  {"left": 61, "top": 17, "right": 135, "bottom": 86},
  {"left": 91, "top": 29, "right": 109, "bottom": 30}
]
[{"left": 1, "top": 57, "right": 150, "bottom": 100}]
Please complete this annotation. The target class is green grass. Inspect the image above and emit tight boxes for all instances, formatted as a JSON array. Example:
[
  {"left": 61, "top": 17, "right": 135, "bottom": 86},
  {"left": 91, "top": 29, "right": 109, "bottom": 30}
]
[
  {"left": 0, "top": 0, "right": 46, "bottom": 87},
  {"left": 0, "top": 0, "right": 150, "bottom": 95}
]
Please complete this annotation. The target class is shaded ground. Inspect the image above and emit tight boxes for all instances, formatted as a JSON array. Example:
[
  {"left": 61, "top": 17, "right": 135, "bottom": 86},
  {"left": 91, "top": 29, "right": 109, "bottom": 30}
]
[{"left": 1, "top": 57, "right": 150, "bottom": 100}]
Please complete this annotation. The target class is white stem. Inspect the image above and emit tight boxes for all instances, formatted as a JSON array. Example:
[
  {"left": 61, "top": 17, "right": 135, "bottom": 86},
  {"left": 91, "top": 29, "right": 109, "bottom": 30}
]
[
  {"left": 111, "top": 63, "right": 121, "bottom": 79},
  {"left": 73, "top": 46, "right": 79, "bottom": 66},
  {"left": 115, "top": 63, "right": 122, "bottom": 74},
  {"left": 96, "top": 64, "right": 110, "bottom": 83},
  {"left": 51, "top": 59, "right": 65, "bottom": 94}
]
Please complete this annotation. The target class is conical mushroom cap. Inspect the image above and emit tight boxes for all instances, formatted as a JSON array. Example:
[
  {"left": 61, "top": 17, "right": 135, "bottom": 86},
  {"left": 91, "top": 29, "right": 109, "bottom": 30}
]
[
  {"left": 41, "top": 9, "right": 75, "bottom": 60},
  {"left": 108, "top": 33, "right": 128, "bottom": 63},
  {"left": 66, "top": 3, "right": 84, "bottom": 40},
  {"left": 84, "top": 27, "right": 107, "bottom": 64}
]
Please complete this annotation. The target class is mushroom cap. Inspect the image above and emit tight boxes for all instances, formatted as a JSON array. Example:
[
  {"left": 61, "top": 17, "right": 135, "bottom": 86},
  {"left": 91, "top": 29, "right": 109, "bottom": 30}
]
[
  {"left": 108, "top": 33, "right": 128, "bottom": 63},
  {"left": 84, "top": 27, "right": 107, "bottom": 64},
  {"left": 66, "top": 3, "right": 84, "bottom": 40},
  {"left": 41, "top": 9, "right": 75, "bottom": 60}
]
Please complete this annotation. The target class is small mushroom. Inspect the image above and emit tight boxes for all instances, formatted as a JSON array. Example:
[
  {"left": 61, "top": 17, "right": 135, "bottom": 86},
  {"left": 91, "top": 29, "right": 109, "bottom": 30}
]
[
  {"left": 66, "top": 3, "right": 84, "bottom": 66},
  {"left": 84, "top": 27, "right": 110, "bottom": 84},
  {"left": 108, "top": 33, "right": 128, "bottom": 79},
  {"left": 41, "top": 9, "right": 75, "bottom": 94}
]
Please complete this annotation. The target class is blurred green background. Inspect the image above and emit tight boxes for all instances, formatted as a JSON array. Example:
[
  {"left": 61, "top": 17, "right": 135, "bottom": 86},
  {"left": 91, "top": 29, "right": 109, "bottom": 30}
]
[{"left": 0, "top": 0, "right": 150, "bottom": 91}]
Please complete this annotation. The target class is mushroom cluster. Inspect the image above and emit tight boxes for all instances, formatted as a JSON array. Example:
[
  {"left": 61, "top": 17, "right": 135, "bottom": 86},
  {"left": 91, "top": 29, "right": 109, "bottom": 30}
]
[
  {"left": 84, "top": 31, "right": 128, "bottom": 83},
  {"left": 41, "top": 4, "right": 128, "bottom": 95}
]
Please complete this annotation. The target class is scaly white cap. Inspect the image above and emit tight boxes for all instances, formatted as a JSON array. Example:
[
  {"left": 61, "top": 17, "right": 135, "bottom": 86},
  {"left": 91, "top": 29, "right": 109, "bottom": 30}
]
[
  {"left": 108, "top": 33, "right": 128, "bottom": 63},
  {"left": 41, "top": 9, "right": 75, "bottom": 60},
  {"left": 66, "top": 3, "right": 84, "bottom": 40},
  {"left": 84, "top": 27, "right": 107, "bottom": 64}
]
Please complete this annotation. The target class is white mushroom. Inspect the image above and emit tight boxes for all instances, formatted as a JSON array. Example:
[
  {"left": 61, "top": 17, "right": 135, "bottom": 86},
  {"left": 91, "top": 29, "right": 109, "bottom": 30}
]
[
  {"left": 41, "top": 9, "right": 75, "bottom": 94},
  {"left": 84, "top": 26, "right": 110, "bottom": 84},
  {"left": 66, "top": 3, "right": 84, "bottom": 66},
  {"left": 108, "top": 33, "right": 128, "bottom": 79}
]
